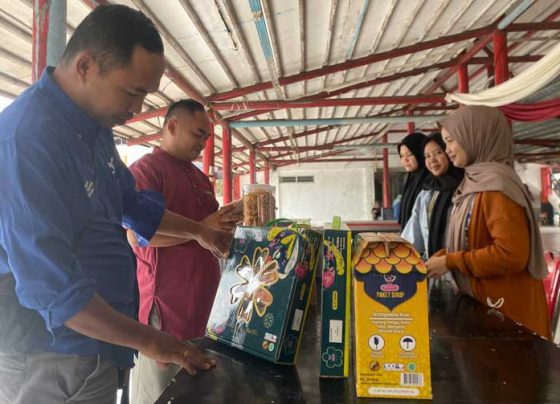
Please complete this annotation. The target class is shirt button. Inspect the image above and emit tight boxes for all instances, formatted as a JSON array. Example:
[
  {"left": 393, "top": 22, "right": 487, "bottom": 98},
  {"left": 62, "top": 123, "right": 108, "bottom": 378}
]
[{"left": 77, "top": 133, "right": 83, "bottom": 139}]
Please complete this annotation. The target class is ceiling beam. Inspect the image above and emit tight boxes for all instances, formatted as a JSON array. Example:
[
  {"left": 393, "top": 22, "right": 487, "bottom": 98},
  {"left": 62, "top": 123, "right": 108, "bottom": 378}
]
[
  {"left": 213, "top": 95, "right": 448, "bottom": 111},
  {"left": 223, "top": 55, "right": 539, "bottom": 121},
  {"left": 229, "top": 114, "right": 442, "bottom": 128},
  {"left": 206, "top": 21, "right": 554, "bottom": 102},
  {"left": 449, "top": 6, "right": 560, "bottom": 93},
  {"left": 208, "top": 23, "right": 500, "bottom": 101}
]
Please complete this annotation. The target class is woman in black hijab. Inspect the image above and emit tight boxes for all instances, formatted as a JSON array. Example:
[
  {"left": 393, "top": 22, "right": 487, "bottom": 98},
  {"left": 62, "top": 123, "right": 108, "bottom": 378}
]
[
  {"left": 422, "top": 133, "right": 464, "bottom": 256},
  {"left": 397, "top": 132, "right": 429, "bottom": 229},
  {"left": 401, "top": 132, "right": 464, "bottom": 258}
]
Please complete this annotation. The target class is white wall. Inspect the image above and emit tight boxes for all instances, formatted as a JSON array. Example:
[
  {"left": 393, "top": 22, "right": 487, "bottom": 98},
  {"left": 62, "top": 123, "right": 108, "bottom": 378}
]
[
  {"left": 235, "top": 155, "right": 402, "bottom": 226},
  {"left": 271, "top": 162, "right": 379, "bottom": 225},
  {"left": 515, "top": 162, "right": 544, "bottom": 209}
]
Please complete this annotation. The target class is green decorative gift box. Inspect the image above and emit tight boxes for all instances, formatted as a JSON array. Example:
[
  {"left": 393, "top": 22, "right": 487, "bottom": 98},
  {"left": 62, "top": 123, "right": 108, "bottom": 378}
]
[
  {"left": 320, "top": 228, "right": 352, "bottom": 378},
  {"left": 206, "top": 226, "right": 323, "bottom": 364}
]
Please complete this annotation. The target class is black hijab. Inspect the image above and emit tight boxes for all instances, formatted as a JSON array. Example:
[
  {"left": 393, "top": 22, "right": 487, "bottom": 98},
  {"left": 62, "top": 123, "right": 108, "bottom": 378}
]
[
  {"left": 421, "top": 133, "right": 464, "bottom": 256},
  {"left": 398, "top": 132, "right": 429, "bottom": 229}
]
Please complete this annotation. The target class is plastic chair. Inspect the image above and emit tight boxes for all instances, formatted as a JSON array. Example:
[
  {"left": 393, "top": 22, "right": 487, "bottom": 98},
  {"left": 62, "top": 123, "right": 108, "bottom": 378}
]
[
  {"left": 543, "top": 254, "right": 560, "bottom": 322},
  {"left": 549, "top": 260, "right": 560, "bottom": 322}
]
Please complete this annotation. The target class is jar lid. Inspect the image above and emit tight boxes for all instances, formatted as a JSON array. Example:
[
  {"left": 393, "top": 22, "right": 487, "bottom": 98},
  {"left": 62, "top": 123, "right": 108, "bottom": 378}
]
[{"left": 242, "top": 184, "right": 275, "bottom": 193}]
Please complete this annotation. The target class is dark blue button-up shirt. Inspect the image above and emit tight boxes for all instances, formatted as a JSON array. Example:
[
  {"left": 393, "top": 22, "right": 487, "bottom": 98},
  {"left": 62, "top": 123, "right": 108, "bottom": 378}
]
[{"left": 0, "top": 68, "right": 164, "bottom": 367}]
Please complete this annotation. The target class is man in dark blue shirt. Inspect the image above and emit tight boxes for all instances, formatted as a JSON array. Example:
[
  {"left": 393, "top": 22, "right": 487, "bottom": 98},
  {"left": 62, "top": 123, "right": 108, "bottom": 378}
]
[{"left": 0, "top": 5, "right": 227, "bottom": 403}]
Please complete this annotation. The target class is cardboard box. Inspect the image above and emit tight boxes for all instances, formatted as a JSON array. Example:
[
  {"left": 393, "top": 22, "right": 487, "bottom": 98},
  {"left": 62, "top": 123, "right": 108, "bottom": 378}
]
[
  {"left": 206, "top": 226, "right": 323, "bottom": 364},
  {"left": 320, "top": 228, "right": 352, "bottom": 378},
  {"left": 352, "top": 233, "right": 432, "bottom": 399}
]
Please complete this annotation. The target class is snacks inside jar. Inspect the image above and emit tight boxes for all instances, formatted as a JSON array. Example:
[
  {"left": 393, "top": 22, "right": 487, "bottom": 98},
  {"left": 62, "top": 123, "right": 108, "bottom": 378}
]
[{"left": 243, "top": 184, "right": 276, "bottom": 226}]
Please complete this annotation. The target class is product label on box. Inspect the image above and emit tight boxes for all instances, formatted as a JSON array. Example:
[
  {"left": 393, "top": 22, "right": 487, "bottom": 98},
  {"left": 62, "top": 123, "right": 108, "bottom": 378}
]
[
  {"left": 206, "top": 227, "right": 322, "bottom": 364},
  {"left": 291, "top": 309, "right": 303, "bottom": 331},
  {"left": 329, "top": 320, "right": 343, "bottom": 343},
  {"left": 352, "top": 234, "right": 432, "bottom": 399},
  {"left": 320, "top": 230, "right": 351, "bottom": 378}
]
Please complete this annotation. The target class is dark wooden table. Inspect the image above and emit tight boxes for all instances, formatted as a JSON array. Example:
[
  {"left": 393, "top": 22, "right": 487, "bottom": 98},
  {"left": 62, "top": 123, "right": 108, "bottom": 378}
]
[{"left": 156, "top": 286, "right": 560, "bottom": 403}]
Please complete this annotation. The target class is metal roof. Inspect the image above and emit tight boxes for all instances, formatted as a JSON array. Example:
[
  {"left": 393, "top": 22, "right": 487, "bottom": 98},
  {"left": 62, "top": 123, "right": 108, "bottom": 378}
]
[{"left": 0, "top": 0, "right": 559, "bottom": 170}]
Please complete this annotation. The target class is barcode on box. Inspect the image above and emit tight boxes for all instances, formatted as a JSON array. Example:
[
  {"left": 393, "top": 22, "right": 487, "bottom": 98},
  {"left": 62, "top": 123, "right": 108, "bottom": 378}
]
[
  {"left": 400, "top": 373, "right": 424, "bottom": 387},
  {"left": 329, "top": 320, "right": 343, "bottom": 343},
  {"left": 292, "top": 309, "right": 303, "bottom": 331}
]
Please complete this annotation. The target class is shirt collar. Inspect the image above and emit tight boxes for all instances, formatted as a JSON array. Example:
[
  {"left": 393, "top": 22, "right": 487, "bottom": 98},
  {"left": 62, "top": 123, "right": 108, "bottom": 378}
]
[
  {"left": 152, "top": 147, "right": 193, "bottom": 168},
  {"left": 38, "top": 67, "right": 105, "bottom": 142}
]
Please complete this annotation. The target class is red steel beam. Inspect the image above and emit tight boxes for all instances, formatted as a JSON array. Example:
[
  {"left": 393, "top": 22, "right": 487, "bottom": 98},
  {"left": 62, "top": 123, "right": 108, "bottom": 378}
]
[
  {"left": 457, "top": 63, "right": 469, "bottom": 93},
  {"left": 493, "top": 30, "right": 509, "bottom": 84},
  {"left": 541, "top": 167, "right": 552, "bottom": 203},
  {"left": 233, "top": 174, "right": 241, "bottom": 201},
  {"left": 127, "top": 132, "right": 162, "bottom": 146},
  {"left": 264, "top": 162, "right": 270, "bottom": 184},
  {"left": 212, "top": 95, "right": 446, "bottom": 111},
  {"left": 260, "top": 135, "right": 560, "bottom": 167},
  {"left": 208, "top": 21, "right": 552, "bottom": 103},
  {"left": 32, "top": 0, "right": 49, "bottom": 82},
  {"left": 506, "top": 21, "right": 560, "bottom": 31},
  {"left": 516, "top": 152, "right": 560, "bottom": 158},
  {"left": 83, "top": 0, "right": 261, "bottom": 163},
  {"left": 231, "top": 126, "right": 334, "bottom": 153},
  {"left": 127, "top": 106, "right": 168, "bottom": 125},
  {"left": 202, "top": 122, "right": 215, "bottom": 177},
  {"left": 225, "top": 55, "right": 541, "bottom": 122},
  {"left": 249, "top": 148, "right": 256, "bottom": 184},
  {"left": 407, "top": 111, "right": 415, "bottom": 134},
  {"left": 424, "top": 34, "right": 495, "bottom": 95},
  {"left": 515, "top": 139, "right": 560, "bottom": 146},
  {"left": 222, "top": 125, "right": 232, "bottom": 204},
  {"left": 450, "top": 7, "right": 560, "bottom": 93},
  {"left": 271, "top": 158, "right": 383, "bottom": 164},
  {"left": 259, "top": 145, "right": 336, "bottom": 152},
  {"left": 208, "top": 24, "right": 501, "bottom": 101},
  {"left": 250, "top": 127, "right": 440, "bottom": 154},
  {"left": 382, "top": 133, "right": 390, "bottom": 209}
]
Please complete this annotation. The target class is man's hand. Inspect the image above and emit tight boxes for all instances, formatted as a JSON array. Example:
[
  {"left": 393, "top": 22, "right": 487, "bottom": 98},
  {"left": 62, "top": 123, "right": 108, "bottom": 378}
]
[
  {"left": 126, "top": 229, "right": 139, "bottom": 248},
  {"left": 140, "top": 332, "right": 216, "bottom": 376},
  {"left": 203, "top": 200, "right": 244, "bottom": 232},
  {"left": 64, "top": 294, "right": 216, "bottom": 377},
  {"left": 426, "top": 255, "right": 449, "bottom": 279},
  {"left": 196, "top": 224, "right": 233, "bottom": 258}
]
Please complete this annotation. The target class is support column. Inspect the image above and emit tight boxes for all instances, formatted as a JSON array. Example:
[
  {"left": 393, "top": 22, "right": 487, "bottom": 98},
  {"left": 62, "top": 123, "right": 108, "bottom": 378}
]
[
  {"left": 493, "top": 30, "right": 509, "bottom": 85},
  {"left": 457, "top": 63, "right": 469, "bottom": 93},
  {"left": 222, "top": 125, "right": 232, "bottom": 204},
  {"left": 541, "top": 167, "right": 551, "bottom": 204},
  {"left": 202, "top": 122, "right": 215, "bottom": 178},
  {"left": 32, "top": 0, "right": 66, "bottom": 82},
  {"left": 249, "top": 148, "right": 256, "bottom": 184},
  {"left": 382, "top": 133, "right": 391, "bottom": 210},
  {"left": 233, "top": 174, "right": 241, "bottom": 201},
  {"left": 406, "top": 111, "right": 415, "bottom": 134},
  {"left": 264, "top": 162, "right": 270, "bottom": 185}
]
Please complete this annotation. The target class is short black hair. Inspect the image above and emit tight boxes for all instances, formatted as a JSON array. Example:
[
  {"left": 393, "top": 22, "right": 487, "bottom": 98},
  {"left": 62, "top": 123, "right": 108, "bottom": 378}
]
[
  {"left": 60, "top": 4, "right": 163, "bottom": 73},
  {"left": 164, "top": 99, "right": 206, "bottom": 126}
]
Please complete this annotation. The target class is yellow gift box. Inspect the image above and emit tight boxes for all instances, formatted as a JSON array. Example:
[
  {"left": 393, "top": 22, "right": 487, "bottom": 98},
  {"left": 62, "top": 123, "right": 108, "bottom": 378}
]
[{"left": 352, "top": 233, "right": 432, "bottom": 399}]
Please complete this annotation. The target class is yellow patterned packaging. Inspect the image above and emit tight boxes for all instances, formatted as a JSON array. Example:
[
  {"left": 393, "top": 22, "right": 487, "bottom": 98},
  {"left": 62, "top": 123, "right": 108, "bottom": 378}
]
[{"left": 352, "top": 233, "right": 432, "bottom": 399}]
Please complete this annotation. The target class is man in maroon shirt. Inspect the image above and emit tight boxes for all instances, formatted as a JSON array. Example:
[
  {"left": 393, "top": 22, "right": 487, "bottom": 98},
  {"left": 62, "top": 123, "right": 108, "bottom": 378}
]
[{"left": 128, "top": 99, "right": 242, "bottom": 403}]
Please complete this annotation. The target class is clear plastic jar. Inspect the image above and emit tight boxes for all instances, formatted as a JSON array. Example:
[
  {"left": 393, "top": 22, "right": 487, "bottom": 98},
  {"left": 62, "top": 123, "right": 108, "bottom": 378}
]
[{"left": 242, "top": 184, "right": 276, "bottom": 226}]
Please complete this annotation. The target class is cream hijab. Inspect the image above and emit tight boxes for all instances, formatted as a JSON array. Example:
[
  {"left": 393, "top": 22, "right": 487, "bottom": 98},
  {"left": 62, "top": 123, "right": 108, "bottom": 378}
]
[{"left": 443, "top": 105, "right": 547, "bottom": 280}]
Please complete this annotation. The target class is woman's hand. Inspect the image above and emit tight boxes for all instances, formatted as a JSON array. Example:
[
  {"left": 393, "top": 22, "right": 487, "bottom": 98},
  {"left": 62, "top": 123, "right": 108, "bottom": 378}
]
[{"left": 426, "top": 255, "right": 449, "bottom": 279}]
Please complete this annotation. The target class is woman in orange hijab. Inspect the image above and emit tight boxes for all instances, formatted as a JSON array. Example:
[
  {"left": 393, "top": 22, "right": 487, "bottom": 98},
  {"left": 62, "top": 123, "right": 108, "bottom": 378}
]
[{"left": 426, "top": 105, "right": 550, "bottom": 338}]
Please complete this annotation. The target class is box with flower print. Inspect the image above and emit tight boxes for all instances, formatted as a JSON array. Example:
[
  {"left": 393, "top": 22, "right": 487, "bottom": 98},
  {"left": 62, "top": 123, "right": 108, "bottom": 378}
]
[
  {"left": 352, "top": 233, "right": 432, "bottom": 399},
  {"left": 206, "top": 226, "right": 323, "bottom": 364},
  {"left": 320, "top": 228, "right": 352, "bottom": 378}
]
